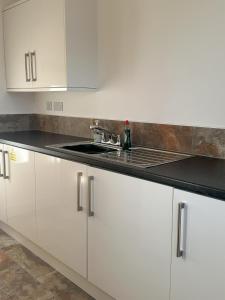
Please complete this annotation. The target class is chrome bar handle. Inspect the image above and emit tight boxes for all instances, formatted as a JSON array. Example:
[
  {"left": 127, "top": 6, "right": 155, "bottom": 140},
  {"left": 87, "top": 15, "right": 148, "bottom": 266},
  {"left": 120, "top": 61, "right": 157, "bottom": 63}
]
[
  {"left": 31, "top": 51, "right": 37, "bottom": 81},
  {"left": 177, "top": 202, "right": 186, "bottom": 258},
  {"left": 0, "top": 150, "right": 3, "bottom": 177},
  {"left": 77, "top": 172, "right": 83, "bottom": 211},
  {"left": 25, "top": 52, "right": 31, "bottom": 82},
  {"left": 3, "top": 151, "right": 10, "bottom": 180},
  {"left": 88, "top": 176, "right": 94, "bottom": 217}
]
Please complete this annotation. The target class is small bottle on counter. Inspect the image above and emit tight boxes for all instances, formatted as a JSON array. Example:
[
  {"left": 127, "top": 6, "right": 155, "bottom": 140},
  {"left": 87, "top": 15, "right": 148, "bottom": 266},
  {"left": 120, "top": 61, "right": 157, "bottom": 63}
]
[{"left": 123, "top": 120, "right": 132, "bottom": 150}]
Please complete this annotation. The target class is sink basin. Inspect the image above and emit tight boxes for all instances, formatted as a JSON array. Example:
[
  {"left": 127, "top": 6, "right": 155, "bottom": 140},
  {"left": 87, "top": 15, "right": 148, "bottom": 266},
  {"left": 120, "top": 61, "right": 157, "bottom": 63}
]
[
  {"left": 48, "top": 142, "right": 119, "bottom": 155},
  {"left": 48, "top": 142, "right": 191, "bottom": 168},
  {"left": 62, "top": 143, "right": 118, "bottom": 154}
]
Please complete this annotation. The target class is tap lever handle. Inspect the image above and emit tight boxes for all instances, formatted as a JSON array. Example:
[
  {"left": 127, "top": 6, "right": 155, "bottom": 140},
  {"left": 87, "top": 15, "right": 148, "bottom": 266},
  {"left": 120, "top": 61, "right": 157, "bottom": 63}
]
[
  {"left": 117, "top": 135, "right": 121, "bottom": 146},
  {"left": 101, "top": 132, "right": 106, "bottom": 143}
]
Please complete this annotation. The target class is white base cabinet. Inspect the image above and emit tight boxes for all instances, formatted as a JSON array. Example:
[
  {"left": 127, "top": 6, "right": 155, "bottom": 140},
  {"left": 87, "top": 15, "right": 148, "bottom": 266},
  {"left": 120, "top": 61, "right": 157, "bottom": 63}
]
[
  {"left": 35, "top": 158, "right": 173, "bottom": 299},
  {"left": 87, "top": 167, "right": 173, "bottom": 300},
  {"left": 0, "top": 144, "right": 7, "bottom": 223},
  {"left": 171, "top": 190, "right": 225, "bottom": 300},
  {"left": 2, "top": 144, "right": 225, "bottom": 300},
  {"left": 4, "top": 145, "right": 36, "bottom": 243},
  {"left": 35, "top": 153, "right": 88, "bottom": 278}
]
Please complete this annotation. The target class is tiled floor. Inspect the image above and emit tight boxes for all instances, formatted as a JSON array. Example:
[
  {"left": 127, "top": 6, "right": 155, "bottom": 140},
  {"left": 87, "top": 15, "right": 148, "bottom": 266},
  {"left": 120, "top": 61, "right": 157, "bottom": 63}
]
[{"left": 0, "top": 229, "right": 94, "bottom": 300}]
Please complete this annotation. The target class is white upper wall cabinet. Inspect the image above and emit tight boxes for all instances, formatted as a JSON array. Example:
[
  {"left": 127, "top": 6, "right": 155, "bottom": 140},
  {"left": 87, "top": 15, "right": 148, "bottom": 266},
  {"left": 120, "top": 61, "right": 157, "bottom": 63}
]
[
  {"left": 3, "top": 0, "right": 97, "bottom": 92},
  {"left": 3, "top": 0, "right": 34, "bottom": 90}
]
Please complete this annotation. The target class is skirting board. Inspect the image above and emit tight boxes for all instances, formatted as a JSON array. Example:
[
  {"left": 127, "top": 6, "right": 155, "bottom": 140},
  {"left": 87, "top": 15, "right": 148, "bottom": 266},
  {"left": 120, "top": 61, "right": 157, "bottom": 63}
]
[{"left": 0, "top": 222, "right": 114, "bottom": 300}]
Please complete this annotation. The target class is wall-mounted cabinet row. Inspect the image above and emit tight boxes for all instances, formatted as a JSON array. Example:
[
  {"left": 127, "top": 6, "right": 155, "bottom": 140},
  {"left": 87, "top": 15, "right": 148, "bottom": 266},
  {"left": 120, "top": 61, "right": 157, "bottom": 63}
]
[
  {"left": 0, "top": 144, "right": 225, "bottom": 300},
  {"left": 3, "top": 0, "right": 97, "bottom": 92}
]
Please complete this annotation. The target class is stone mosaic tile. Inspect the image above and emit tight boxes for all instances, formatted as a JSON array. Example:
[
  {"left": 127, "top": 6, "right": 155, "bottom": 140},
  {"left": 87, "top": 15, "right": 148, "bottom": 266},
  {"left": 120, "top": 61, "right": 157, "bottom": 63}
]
[
  {"left": 131, "top": 122, "right": 193, "bottom": 153},
  {"left": 0, "top": 251, "right": 14, "bottom": 273},
  {"left": 192, "top": 127, "right": 225, "bottom": 159},
  {"left": 37, "top": 272, "right": 94, "bottom": 300},
  {"left": 0, "top": 229, "right": 95, "bottom": 300},
  {"left": 0, "top": 290, "right": 14, "bottom": 300},
  {"left": 4, "top": 244, "right": 55, "bottom": 280},
  {"left": 58, "top": 116, "right": 92, "bottom": 139},
  {"left": 33, "top": 115, "right": 122, "bottom": 140},
  {"left": 0, "top": 230, "right": 19, "bottom": 250},
  {"left": 32, "top": 115, "right": 194, "bottom": 154},
  {"left": 0, "top": 262, "right": 39, "bottom": 296},
  {"left": 0, "top": 115, "right": 31, "bottom": 133},
  {"left": 3, "top": 114, "right": 225, "bottom": 159}
]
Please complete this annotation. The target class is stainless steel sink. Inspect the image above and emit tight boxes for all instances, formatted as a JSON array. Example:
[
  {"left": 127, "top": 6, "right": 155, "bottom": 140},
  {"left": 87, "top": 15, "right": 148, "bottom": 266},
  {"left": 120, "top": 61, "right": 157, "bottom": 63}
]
[
  {"left": 99, "top": 147, "right": 191, "bottom": 168},
  {"left": 48, "top": 142, "right": 191, "bottom": 168},
  {"left": 48, "top": 141, "right": 119, "bottom": 155}
]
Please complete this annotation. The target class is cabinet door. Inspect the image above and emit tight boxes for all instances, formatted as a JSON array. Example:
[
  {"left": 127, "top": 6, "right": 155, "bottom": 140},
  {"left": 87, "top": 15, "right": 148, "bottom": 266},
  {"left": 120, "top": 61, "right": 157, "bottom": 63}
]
[
  {"left": 0, "top": 144, "right": 6, "bottom": 223},
  {"left": 3, "top": 1, "right": 34, "bottom": 89},
  {"left": 88, "top": 167, "right": 173, "bottom": 300},
  {"left": 171, "top": 190, "right": 225, "bottom": 300},
  {"left": 4, "top": 146, "right": 36, "bottom": 242},
  {"left": 35, "top": 153, "right": 87, "bottom": 278},
  {"left": 30, "top": 0, "right": 67, "bottom": 89}
]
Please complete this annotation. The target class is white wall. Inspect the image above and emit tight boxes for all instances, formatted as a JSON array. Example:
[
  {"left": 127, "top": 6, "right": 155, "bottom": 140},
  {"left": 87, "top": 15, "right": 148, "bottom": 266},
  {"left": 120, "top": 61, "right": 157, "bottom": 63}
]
[
  {"left": 3, "top": 0, "right": 16, "bottom": 6},
  {"left": 2, "top": 0, "right": 225, "bottom": 127},
  {"left": 33, "top": 0, "right": 225, "bottom": 128},
  {"left": 0, "top": 0, "right": 34, "bottom": 114}
]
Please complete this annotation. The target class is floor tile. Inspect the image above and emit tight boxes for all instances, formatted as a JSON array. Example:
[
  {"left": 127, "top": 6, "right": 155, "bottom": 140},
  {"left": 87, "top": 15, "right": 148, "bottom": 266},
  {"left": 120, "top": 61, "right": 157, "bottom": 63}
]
[
  {"left": 0, "top": 262, "right": 36, "bottom": 295},
  {"left": 4, "top": 244, "right": 54, "bottom": 280},
  {"left": 0, "top": 290, "right": 14, "bottom": 300},
  {"left": 0, "top": 251, "right": 14, "bottom": 272},
  {"left": 0, "top": 263, "right": 54, "bottom": 300},
  {"left": 38, "top": 272, "right": 94, "bottom": 300},
  {"left": 0, "top": 230, "right": 18, "bottom": 250},
  {"left": 0, "top": 229, "right": 95, "bottom": 300}
]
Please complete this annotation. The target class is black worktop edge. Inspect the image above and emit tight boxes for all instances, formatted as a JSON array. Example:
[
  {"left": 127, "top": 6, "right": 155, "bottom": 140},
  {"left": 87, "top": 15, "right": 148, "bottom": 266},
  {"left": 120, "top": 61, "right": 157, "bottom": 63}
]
[{"left": 0, "top": 136, "right": 225, "bottom": 202}]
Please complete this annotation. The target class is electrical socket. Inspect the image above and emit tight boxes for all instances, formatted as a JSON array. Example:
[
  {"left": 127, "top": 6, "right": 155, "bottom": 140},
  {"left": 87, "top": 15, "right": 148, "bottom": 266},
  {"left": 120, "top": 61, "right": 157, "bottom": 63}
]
[
  {"left": 54, "top": 101, "right": 64, "bottom": 112},
  {"left": 46, "top": 101, "right": 53, "bottom": 111}
]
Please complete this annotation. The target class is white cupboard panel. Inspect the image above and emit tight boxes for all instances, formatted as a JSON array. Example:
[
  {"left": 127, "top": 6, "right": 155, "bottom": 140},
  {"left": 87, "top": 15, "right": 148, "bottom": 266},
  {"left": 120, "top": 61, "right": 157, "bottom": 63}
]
[
  {"left": 88, "top": 167, "right": 173, "bottom": 300},
  {"left": 31, "top": 0, "right": 67, "bottom": 88},
  {"left": 171, "top": 190, "right": 225, "bottom": 300},
  {"left": 4, "top": 145, "right": 36, "bottom": 242},
  {"left": 35, "top": 153, "right": 88, "bottom": 278},
  {"left": 3, "top": 0, "right": 97, "bottom": 91},
  {"left": 3, "top": 0, "right": 34, "bottom": 89},
  {"left": 0, "top": 144, "right": 7, "bottom": 223}
]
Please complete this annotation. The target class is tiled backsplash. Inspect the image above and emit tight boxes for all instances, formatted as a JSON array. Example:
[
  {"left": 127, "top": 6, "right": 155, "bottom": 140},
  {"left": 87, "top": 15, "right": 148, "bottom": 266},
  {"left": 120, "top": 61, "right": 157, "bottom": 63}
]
[
  {"left": 0, "top": 114, "right": 225, "bottom": 159},
  {"left": 0, "top": 114, "right": 32, "bottom": 132}
]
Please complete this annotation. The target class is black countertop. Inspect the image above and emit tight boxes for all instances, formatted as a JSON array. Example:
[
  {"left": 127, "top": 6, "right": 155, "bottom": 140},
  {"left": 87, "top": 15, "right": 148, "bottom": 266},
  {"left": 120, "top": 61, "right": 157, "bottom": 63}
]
[{"left": 0, "top": 131, "right": 225, "bottom": 201}]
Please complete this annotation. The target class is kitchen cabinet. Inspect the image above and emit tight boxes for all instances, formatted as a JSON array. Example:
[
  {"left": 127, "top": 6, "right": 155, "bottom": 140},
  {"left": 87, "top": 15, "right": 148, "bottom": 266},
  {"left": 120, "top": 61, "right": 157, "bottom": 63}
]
[
  {"left": 3, "top": 142, "right": 225, "bottom": 300},
  {"left": 87, "top": 167, "right": 173, "bottom": 300},
  {"left": 2, "top": 143, "right": 225, "bottom": 299},
  {"left": 171, "top": 189, "right": 225, "bottom": 300},
  {"left": 3, "top": 0, "right": 97, "bottom": 91},
  {"left": 35, "top": 153, "right": 88, "bottom": 278},
  {"left": 3, "top": 145, "right": 36, "bottom": 242},
  {"left": 3, "top": 0, "right": 34, "bottom": 90},
  {"left": 0, "top": 144, "right": 7, "bottom": 223}
]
